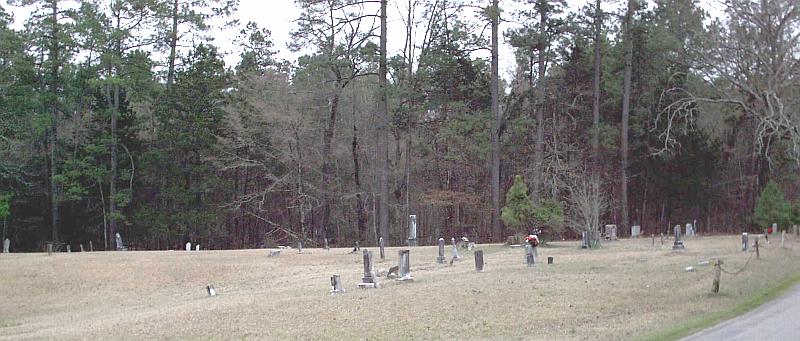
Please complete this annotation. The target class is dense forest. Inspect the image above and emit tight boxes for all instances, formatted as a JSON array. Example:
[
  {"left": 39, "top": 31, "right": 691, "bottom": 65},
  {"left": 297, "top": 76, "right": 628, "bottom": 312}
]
[{"left": 0, "top": 0, "right": 798, "bottom": 251}]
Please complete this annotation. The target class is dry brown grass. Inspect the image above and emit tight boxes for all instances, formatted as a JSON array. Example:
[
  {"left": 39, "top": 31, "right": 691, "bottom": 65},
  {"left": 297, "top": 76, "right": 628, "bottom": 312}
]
[{"left": 1, "top": 235, "right": 799, "bottom": 340}]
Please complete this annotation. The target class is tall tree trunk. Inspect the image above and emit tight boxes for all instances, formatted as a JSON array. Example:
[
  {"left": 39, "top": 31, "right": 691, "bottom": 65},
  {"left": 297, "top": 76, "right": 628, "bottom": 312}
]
[
  {"left": 532, "top": 0, "right": 547, "bottom": 204},
  {"left": 620, "top": 0, "right": 633, "bottom": 231},
  {"left": 377, "top": 0, "right": 390, "bottom": 242},
  {"left": 48, "top": 0, "right": 60, "bottom": 241},
  {"left": 167, "top": 0, "right": 179, "bottom": 86},
  {"left": 320, "top": 88, "right": 340, "bottom": 241},
  {"left": 352, "top": 123, "right": 368, "bottom": 242},
  {"left": 591, "top": 0, "right": 602, "bottom": 172},
  {"left": 490, "top": 0, "right": 501, "bottom": 242}
]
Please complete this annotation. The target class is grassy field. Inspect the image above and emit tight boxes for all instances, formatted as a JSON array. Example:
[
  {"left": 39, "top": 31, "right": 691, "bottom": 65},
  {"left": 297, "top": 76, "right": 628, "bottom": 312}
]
[{"left": 1, "top": 235, "right": 799, "bottom": 340}]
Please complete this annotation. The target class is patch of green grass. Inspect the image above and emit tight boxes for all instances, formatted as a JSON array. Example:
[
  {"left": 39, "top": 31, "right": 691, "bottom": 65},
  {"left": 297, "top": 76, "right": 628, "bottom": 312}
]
[{"left": 635, "top": 271, "right": 800, "bottom": 341}]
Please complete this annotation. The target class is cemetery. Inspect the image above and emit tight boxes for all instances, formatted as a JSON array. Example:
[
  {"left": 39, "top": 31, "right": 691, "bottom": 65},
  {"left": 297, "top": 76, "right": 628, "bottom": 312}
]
[{"left": 1, "top": 233, "right": 800, "bottom": 340}]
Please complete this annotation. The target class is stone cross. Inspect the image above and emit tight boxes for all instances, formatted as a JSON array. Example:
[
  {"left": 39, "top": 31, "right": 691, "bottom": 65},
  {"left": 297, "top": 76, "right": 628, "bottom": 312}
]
[
  {"left": 195, "top": 244, "right": 200, "bottom": 251},
  {"left": 407, "top": 215, "right": 418, "bottom": 246},
  {"left": 525, "top": 244, "right": 535, "bottom": 267},
  {"left": 115, "top": 233, "right": 124, "bottom": 250},
  {"left": 80, "top": 244, "right": 84, "bottom": 252},
  {"left": 66, "top": 245, "right": 71, "bottom": 253},
  {"left": 398, "top": 249, "right": 412, "bottom": 280},
  {"left": 581, "top": 231, "right": 589, "bottom": 249},
  {"left": 379, "top": 237, "right": 385, "bottom": 260},
  {"left": 673, "top": 225, "right": 685, "bottom": 250},
  {"left": 297, "top": 241, "right": 303, "bottom": 254},
  {"left": 436, "top": 238, "right": 446, "bottom": 264},
  {"left": 742, "top": 233, "right": 749, "bottom": 252},
  {"left": 450, "top": 238, "right": 460, "bottom": 260},
  {"left": 474, "top": 250, "right": 484, "bottom": 272},
  {"left": 2, "top": 238, "right": 9, "bottom": 253},
  {"left": 185, "top": 242, "right": 192, "bottom": 251},
  {"left": 330, "top": 275, "right": 345, "bottom": 294},
  {"left": 359, "top": 249, "right": 378, "bottom": 288},
  {"left": 89, "top": 241, "right": 93, "bottom": 252}
]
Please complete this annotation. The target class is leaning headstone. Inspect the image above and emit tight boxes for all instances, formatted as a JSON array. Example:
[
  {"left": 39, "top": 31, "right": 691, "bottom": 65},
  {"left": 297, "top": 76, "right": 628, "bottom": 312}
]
[
  {"left": 525, "top": 244, "right": 535, "bottom": 267},
  {"left": 2, "top": 238, "right": 9, "bottom": 253},
  {"left": 185, "top": 242, "right": 192, "bottom": 251},
  {"left": 330, "top": 275, "right": 345, "bottom": 294},
  {"left": 397, "top": 249, "right": 413, "bottom": 281},
  {"left": 450, "top": 238, "right": 460, "bottom": 260},
  {"left": 673, "top": 225, "right": 685, "bottom": 250},
  {"left": 89, "top": 241, "right": 93, "bottom": 252},
  {"left": 358, "top": 250, "right": 378, "bottom": 288},
  {"left": 115, "top": 233, "right": 124, "bottom": 250},
  {"left": 79, "top": 244, "right": 84, "bottom": 252},
  {"left": 66, "top": 245, "right": 71, "bottom": 253},
  {"left": 742, "top": 233, "right": 749, "bottom": 252},
  {"left": 195, "top": 244, "right": 200, "bottom": 251},
  {"left": 47, "top": 242, "right": 53, "bottom": 255},
  {"left": 407, "top": 214, "right": 418, "bottom": 246},
  {"left": 474, "top": 250, "right": 484, "bottom": 272},
  {"left": 207, "top": 285, "right": 216, "bottom": 297},
  {"left": 379, "top": 237, "right": 385, "bottom": 260},
  {"left": 631, "top": 225, "right": 641, "bottom": 238},
  {"left": 436, "top": 238, "right": 446, "bottom": 264},
  {"left": 581, "top": 231, "right": 589, "bottom": 249},
  {"left": 297, "top": 241, "right": 304, "bottom": 254}
]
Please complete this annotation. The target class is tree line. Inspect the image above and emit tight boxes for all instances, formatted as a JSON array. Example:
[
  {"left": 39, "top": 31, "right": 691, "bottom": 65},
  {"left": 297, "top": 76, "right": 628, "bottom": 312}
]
[{"left": 0, "top": 0, "right": 798, "bottom": 251}]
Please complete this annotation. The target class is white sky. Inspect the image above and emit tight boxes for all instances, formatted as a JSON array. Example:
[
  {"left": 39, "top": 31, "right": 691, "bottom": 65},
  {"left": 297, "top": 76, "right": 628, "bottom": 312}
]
[{"left": 1, "top": 0, "right": 725, "bottom": 81}]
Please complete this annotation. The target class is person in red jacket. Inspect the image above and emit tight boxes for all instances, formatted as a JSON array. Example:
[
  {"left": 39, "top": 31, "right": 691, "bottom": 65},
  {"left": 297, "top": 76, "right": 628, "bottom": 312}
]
[{"left": 525, "top": 234, "right": 539, "bottom": 248}]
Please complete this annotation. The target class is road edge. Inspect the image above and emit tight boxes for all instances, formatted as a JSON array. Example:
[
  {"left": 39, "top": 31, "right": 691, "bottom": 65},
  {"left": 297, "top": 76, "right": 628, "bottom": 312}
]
[{"left": 634, "top": 271, "right": 800, "bottom": 341}]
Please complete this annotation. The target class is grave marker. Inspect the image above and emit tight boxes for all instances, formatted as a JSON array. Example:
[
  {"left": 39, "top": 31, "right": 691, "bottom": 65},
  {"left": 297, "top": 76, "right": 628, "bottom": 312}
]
[
  {"left": 297, "top": 241, "right": 304, "bottom": 254},
  {"left": 604, "top": 224, "right": 618, "bottom": 240},
  {"left": 66, "top": 245, "right": 71, "bottom": 253},
  {"left": 474, "top": 250, "right": 484, "bottom": 271},
  {"left": 660, "top": 233, "right": 664, "bottom": 246},
  {"left": 408, "top": 214, "right": 418, "bottom": 246},
  {"left": 581, "top": 231, "right": 589, "bottom": 249},
  {"left": 742, "top": 233, "right": 749, "bottom": 251},
  {"left": 196, "top": 244, "right": 200, "bottom": 251},
  {"left": 80, "top": 244, "right": 84, "bottom": 252},
  {"left": 47, "top": 242, "right": 52, "bottom": 255},
  {"left": 525, "top": 244, "right": 535, "bottom": 267},
  {"left": 450, "top": 238, "right": 460, "bottom": 260},
  {"left": 115, "top": 233, "right": 124, "bottom": 251},
  {"left": 186, "top": 242, "right": 192, "bottom": 251},
  {"left": 379, "top": 237, "right": 385, "bottom": 260},
  {"left": 436, "top": 238, "right": 446, "bottom": 264},
  {"left": 207, "top": 285, "right": 216, "bottom": 297},
  {"left": 685, "top": 223, "right": 694, "bottom": 237},
  {"left": 268, "top": 250, "right": 281, "bottom": 257},
  {"left": 330, "top": 275, "right": 345, "bottom": 294},
  {"left": 672, "top": 225, "right": 685, "bottom": 250},
  {"left": 631, "top": 225, "right": 641, "bottom": 238},
  {"left": 781, "top": 231, "right": 786, "bottom": 248},
  {"left": 772, "top": 223, "right": 778, "bottom": 237},
  {"left": 397, "top": 249, "right": 413, "bottom": 281},
  {"left": 2, "top": 238, "right": 9, "bottom": 253},
  {"left": 547, "top": 256, "right": 554, "bottom": 265},
  {"left": 358, "top": 249, "right": 378, "bottom": 288},
  {"left": 89, "top": 241, "right": 93, "bottom": 252},
  {"left": 324, "top": 238, "right": 330, "bottom": 251}
]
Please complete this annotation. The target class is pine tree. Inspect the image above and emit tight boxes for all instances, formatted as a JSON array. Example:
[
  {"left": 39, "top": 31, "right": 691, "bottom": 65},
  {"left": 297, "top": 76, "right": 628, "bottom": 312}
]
[
  {"left": 501, "top": 175, "right": 535, "bottom": 232},
  {"left": 754, "top": 181, "right": 792, "bottom": 230}
]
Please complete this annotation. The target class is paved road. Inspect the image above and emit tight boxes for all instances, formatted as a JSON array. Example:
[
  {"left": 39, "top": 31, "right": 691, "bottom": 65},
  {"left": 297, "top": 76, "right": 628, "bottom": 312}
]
[{"left": 681, "top": 284, "right": 800, "bottom": 341}]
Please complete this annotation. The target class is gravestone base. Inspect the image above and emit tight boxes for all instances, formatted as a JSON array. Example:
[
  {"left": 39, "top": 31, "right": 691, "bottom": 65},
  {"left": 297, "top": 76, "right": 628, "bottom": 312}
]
[
  {"left": 357, "top": 282, "right": 378, "bottom": 289},
  {"left": 672, "top": 241, "right": 685, "bottom": 250}
]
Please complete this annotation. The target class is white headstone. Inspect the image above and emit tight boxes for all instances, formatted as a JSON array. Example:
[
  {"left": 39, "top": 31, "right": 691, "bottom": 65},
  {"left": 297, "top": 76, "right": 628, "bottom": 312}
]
[
  {"left": 631, "top": 225, "right": 641, "bottom": 238},
  {"left": 195, "top": 244, "right": 200, "bottom": 251},
  {"left": 450, "top": 238, "right": 460, "bottom": 260},
  {"left": 398, "top": 249, "right": 413, "bottom": 281},
  {"left": 115, "top": 233, "right": 124, "bottom": 250},
  {"left": 685, "top": 223, "right": 694, "bottom": 237},
  {"left": 436, "top": 238, "right": 446, "bottom": 264},
  {"left": 207, "top": 285, "right": 216, "bottom": 297},
  {"left": 2, "top": 238, "right": 9, "bottom": 253},
  {"left": 408, "top": 215, "right": 418, "bottom": 246},
  {"left": 185, "top": 242, "right": 191, "bottom": 251},
  {"left": 604, "top": 224, "right": 618, "bottom": 240}
]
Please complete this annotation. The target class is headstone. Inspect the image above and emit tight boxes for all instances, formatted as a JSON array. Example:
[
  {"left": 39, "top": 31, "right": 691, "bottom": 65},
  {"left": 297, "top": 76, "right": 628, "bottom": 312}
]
[
  {"left": 207, "top": 285, "right": 216, "bottom": 297},
  {"left": 474, "top": 250, "right": 484, "bottom": 272},
  {"left": 781, "top": 231, "right": 786, "bottom": 248},
  {"left": 297, "top": 241, "right": 304, "bottom": 254},
  {"left": 436, "top": 238, "right": 446, "bottom": 264},
  {"left": 115, "top": 233, "right": 124, "bottom": 250},
  {"left": 358, "top": 249, "right": 378, "bottom": 288},
  {"left": 450, "top": 238, "right": 460, "bottom": 260},
  {"left": 379, "top": 237, "right": 385, "bottom": 260},
  {"left": 80, "top": 244, "right": 84, "bottom": 252},
  {"left": 407, "top": 214, "right": 418, "bottom": 246},
  {"left": 660, "top": 233, "right": 664, "bottom": 246},
  {"left": 2, "top": 238, "right": 9, "bottom": 253},
  {"left": 631, "top": 225, "right": 641, "bottom": 238},
  {"left": 268, "top": 250, "right": 280, "bottom": 257},
  {"left": 685, "top": 223, "right": 694, "bottom": 237},
  {"left": 742, "top": 233, "right": 749, "bottom": 251},
  {"left": 772, "top": 223, "right": 778, "bottom": 236},
  {"left": 397, "top": 249, "right": 413, "bottom": 281},
  {"left": 604, "top": 224, "right": 618, "bottom": 240},
  {"left": 672, "top": 225, "right": 685, "bottom": 250},
  {"left": 47, "top": 242, "right": 52, "bottom": 255},
  {"left": 195, "top": 244, "right": 200, "bottom": 251},
  {"left": 66, "top": 245, "right": 71, "bottom": 253},
  {"left": 467, "top": 242, "right": 475, "bottom": 251},
  {"left": 693, "top": 219, "right": 698, "bottom": 235},
  {"left": 330, "top": 275, "right": 345, "bottom": 294},
  {"left": 547, "top": 256, "right": 554, "bottom": 265},
  {"left": 89, "top": 241, "right": 93, "bottom": 252},
  {"left": 185, "top": 242, "right": 192, "bottom": 251},
  {"left": 324, "top": 238, "right": 330, "bottom": 251},
  {"left": 525, "top": 244, "right": 535, "bottom": 267},
  {"left": 651, "top": 234, "right": 655, "bottom": 248},
  {"left": 581, "top": 231, "right": 589, "bottom": 249}
]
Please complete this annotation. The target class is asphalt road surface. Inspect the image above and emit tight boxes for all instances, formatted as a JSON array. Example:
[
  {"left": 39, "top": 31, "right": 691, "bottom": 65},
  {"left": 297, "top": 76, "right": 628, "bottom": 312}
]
[{"left": 681, "top": 284, "right": 800, "bottom": 341}]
